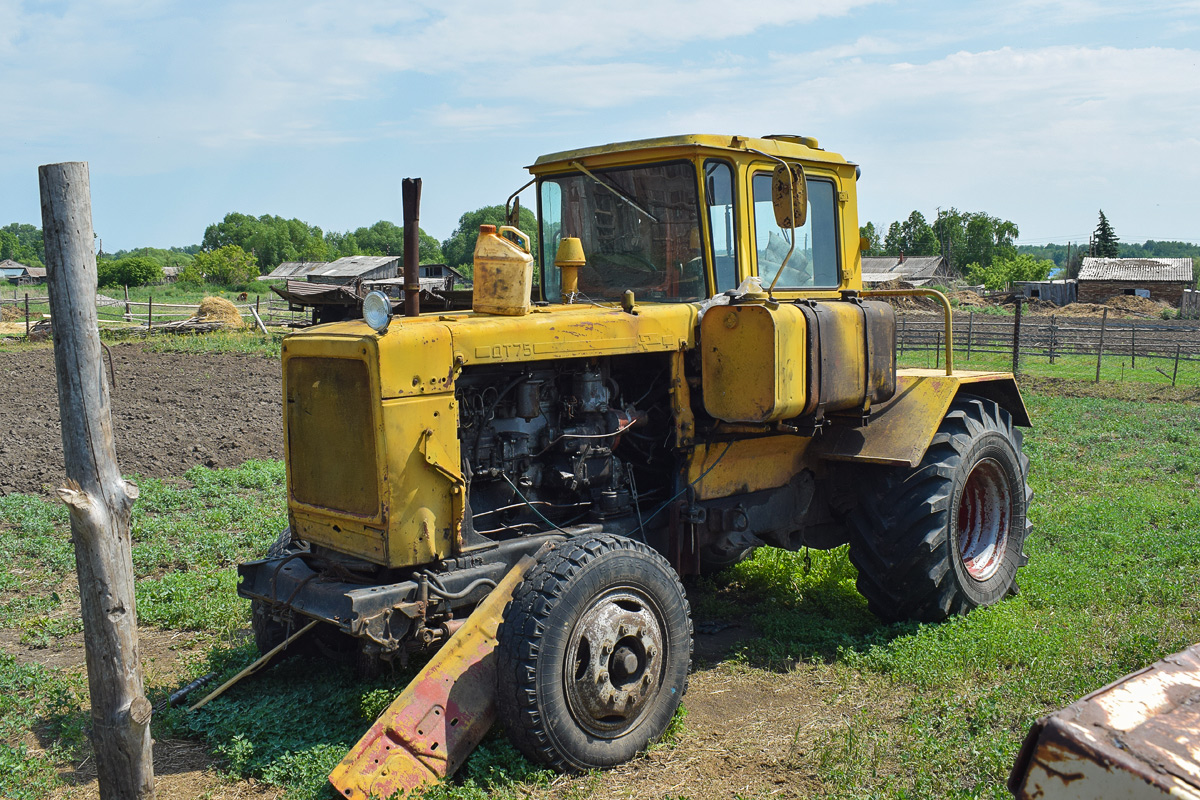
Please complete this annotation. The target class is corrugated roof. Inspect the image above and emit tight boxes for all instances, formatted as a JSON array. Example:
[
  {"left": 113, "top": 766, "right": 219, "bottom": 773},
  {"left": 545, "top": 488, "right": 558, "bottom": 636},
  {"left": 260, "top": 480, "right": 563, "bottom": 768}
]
[
  {"left": 861, "top": 255, "right": 946, "bottom": 279},
  {"left": 264, "top": 261, "right": 328, "bottom": 280},
  {"left": 1078, "top": 257, "right": 1193, "bottom": 282},
  {"left": 307, "top": 255, "right": 400, "bottom": 278}
]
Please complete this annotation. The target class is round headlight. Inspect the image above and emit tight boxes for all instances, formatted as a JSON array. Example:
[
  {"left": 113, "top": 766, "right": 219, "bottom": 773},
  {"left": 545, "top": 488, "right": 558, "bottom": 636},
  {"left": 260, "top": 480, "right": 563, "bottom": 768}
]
[{"left": 363, "top": 290, "right": 393, "bottom": 332}]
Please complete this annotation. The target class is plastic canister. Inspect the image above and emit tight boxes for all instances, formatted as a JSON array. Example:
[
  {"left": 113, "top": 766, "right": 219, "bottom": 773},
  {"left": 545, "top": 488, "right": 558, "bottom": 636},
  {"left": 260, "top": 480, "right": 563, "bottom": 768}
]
[{"left": 472, "top": 224, "right": 533, "bottom": 316}]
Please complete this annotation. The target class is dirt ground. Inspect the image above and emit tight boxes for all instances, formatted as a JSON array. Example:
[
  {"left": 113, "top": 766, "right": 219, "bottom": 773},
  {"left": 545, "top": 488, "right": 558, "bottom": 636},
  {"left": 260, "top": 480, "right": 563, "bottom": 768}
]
[{"left": 0, "top": 343, "right": 283, "bottom": 496}]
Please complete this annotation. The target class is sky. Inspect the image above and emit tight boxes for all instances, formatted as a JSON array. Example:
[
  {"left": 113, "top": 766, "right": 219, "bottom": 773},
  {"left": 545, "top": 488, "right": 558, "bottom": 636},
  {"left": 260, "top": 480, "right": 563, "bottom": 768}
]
[{"left": 1, "top": 0, "right": 1198, "bottom": 252}]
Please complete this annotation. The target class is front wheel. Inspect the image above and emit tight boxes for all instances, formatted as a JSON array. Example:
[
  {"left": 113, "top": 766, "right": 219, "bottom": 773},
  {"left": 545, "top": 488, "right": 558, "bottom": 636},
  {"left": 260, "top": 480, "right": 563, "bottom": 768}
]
[
  {"left": 846, "top": 395, "right": 1031, "bottom": 623},
  {"left": 496, "top": 532, "right": 692, "bottom": 772}
]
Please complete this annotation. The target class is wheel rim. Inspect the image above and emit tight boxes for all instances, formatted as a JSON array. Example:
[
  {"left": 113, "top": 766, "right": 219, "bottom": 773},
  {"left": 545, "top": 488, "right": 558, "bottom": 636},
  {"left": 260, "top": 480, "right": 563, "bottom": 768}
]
[
  {"left": 957, "top": 457, "right": 1012, "bottom": 581},
  {"left": 564, "top": 587, "right": 667, "bottom": 739}
]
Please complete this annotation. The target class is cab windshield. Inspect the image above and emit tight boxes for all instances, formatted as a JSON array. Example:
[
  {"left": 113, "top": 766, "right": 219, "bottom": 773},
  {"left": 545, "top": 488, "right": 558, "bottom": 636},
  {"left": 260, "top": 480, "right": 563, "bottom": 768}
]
[{"left": 539, "top": 161, "right": 705, "bottom": 303}]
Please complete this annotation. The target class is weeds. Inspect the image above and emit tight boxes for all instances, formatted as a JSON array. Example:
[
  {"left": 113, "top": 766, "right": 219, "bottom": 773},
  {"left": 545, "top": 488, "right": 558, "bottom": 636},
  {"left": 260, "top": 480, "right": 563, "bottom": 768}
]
[{"left": 3, "top": 391, "right": 1199, "bottom": 798}]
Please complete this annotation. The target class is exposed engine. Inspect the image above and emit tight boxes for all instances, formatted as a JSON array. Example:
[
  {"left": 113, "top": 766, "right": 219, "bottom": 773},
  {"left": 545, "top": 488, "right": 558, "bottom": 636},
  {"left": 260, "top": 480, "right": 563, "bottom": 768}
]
[{"left": 457, "top": 358, "right": 667, "bottom": 542}]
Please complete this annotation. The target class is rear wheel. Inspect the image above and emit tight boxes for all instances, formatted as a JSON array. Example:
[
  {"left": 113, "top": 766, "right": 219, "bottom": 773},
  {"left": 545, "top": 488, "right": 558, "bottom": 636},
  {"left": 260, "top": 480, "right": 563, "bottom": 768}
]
[
  {"left": 496, "top": 532, "right": 692, "bottom": 771},
  {"left": 846, "top": 395, "right": 1031, "bottom": 622}
]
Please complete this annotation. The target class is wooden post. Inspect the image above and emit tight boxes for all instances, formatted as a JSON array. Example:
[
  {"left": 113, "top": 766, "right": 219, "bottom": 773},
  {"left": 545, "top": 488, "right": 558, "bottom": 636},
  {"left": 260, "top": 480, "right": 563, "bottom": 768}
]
[
  {"left": 935, "top": 330, "right": 941, "bottom": 370},
  {"left": 1096, "top": 308, "right": 1108, "bottom": 383},
  {"left": 147, "top": 296, "right": 152, "bottom": 333},
  {"left": 123, "top": 284, "right": 130, "bottom": 322},
  {"left": 1049, "top": 315, "right": 1056, "bottom": 365},
  {"left": 1012, "top": 296, "right": 1022, "bottom": 376},
  {"left": 1173, "top": 344, "right": 1181, "bottom": 387},
  {"left": 967, "top": 311, "right": 974, "bottom": 362},
  {"left": 39, "top": 162, "right": 155, "bottom": 800},
  {"left": 25, "top": 292, "right": 30, "bottom": 338},
  {"left": 1130, "top": 324, "right": 1136, "bottom": 369}
]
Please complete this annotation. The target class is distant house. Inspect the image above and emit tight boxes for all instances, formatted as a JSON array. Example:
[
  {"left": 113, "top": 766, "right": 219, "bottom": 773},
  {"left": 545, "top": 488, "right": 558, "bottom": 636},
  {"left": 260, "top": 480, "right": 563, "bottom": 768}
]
[
  {"left": 861, "top": 255, "right": 953, "bottom": 287},
  {"left": 1, "top": 259, "right": 45, "bottom": 285},
  {"left": 418, "top": 263, "right": 471, "bottom": 288},
  {"left": 1077, "top": 257, "right": 1195, "bottom": 306}
]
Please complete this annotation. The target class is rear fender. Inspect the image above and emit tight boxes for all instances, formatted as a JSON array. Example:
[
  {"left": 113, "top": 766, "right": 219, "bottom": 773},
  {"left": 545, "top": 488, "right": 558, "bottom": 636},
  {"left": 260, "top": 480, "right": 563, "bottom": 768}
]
[{"left": 812, "top": 370, "right": 1030, "bottom": 468}]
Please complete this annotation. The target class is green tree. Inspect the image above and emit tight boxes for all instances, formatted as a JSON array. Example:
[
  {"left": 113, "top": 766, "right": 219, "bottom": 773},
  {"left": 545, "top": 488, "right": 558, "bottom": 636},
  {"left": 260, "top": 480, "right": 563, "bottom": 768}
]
[
  {"left": 442, "top": 205, "right": 539, "bottom": 277},
  {"left": 0, "top": 223, "right": 46, "bottom": 268},
  {"left": 97, "top": 256, "right": 163, "bottom": 288},
  {"left": 883, "top": 211, "right": 939, "bottom": 257},
  {"left": 352, "top": 221, "right": 444, "bottom": 263},
  {"left": 1093, "top": 211, "right": 1119, "bottom": 257},
  {"left": 859, "top": 222, "right": 882, "bottom": 255},
  {"left": 202, "top": 213, "right": 329, "bottom": 272},
  {"left": 192, "top": 245, "right": 260, "bottom": 286},
  {"left": 965, "top": 253, "right": 1053, "bottom": 290},
  {"left": 107, "top": 246, "right": 195, "bottom": 269}
]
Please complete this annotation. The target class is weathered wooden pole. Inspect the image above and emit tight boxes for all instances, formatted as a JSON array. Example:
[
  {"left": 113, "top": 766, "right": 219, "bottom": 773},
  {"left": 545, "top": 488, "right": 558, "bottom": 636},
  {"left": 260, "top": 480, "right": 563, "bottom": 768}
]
[
  {"left": 1049, "top": 315, "right": 1056, "bottom": 365},
  {"left": 966, "top": 311, "right": 974, "bottom": 362},
  {"left": 39, "top": 162, "right": 156, "bottom": 800},
  {"left": 1096, "top": 308, "right": 1108, "bottom": 383},
  {"left": 25, "top": 292, "right": 30, "bottom": 338},
  {"left": 1173, "top": 344, "right": 1181, "bottom": 387},
  {"left": 1012, "top": 296, "right": 1023, "bottom": 376}
]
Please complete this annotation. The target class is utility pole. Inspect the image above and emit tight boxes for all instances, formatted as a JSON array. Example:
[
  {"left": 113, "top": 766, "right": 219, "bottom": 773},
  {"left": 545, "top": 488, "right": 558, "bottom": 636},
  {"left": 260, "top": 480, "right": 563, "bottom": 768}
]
[{"left": 39, "top": 161, "right": 155, "bottom": 800}]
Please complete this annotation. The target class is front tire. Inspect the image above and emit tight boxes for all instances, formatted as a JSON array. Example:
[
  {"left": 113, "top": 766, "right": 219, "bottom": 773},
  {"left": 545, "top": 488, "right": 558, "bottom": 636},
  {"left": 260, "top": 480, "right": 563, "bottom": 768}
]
[
  {"left": 496, "top": 532, "right": 692, "bottom": 772},
  {"left": 846, "top": 395, "right": 1031, "bottom": 623}
]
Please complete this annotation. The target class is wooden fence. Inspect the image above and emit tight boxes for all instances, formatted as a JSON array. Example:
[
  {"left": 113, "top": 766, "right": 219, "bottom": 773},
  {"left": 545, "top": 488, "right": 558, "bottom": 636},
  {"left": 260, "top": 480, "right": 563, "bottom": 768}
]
[
  {"left": 1, "top": 291, "right": 310, "bottom": 335},
  {"left": 898, "top": 306, "right": 1200, "bottom": 383}
]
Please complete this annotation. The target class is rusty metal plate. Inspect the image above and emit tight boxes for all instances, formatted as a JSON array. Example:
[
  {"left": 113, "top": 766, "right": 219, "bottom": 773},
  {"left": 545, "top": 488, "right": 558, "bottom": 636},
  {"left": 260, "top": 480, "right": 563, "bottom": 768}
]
[
  {"left": 1009, "top": 642, "right": 1200, "bottom": 799},
  {"left": 328, "top": 556, "right": 534, "bottom": 799}
]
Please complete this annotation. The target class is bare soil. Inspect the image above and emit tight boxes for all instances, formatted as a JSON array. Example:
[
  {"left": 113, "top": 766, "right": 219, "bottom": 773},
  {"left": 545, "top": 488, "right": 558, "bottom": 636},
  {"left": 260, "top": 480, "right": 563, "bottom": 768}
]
[{"left": 0, "top": 343, "right": 283, "bottom": 495}]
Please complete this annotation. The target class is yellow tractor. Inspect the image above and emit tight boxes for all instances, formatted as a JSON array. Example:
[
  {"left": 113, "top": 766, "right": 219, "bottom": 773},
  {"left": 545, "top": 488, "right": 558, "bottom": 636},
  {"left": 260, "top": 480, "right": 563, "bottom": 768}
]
[{"left": 236, "top": 134, "right": 1032, "bottom": 797}]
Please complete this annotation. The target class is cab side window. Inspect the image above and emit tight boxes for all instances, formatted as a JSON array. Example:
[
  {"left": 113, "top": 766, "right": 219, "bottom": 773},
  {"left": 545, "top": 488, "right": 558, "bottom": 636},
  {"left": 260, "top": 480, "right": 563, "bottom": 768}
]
[
  {"left": 751, "top": 173, "right": 839, "bottom": 289},
  {"left": 705, "top": 160, "right": 737, "bottom": 294}
]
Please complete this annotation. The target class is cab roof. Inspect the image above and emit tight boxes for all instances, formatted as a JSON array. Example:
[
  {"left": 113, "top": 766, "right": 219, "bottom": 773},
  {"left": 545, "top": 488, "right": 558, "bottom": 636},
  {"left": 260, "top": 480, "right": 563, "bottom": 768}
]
[{"left": 529, "top": 134, "right": 853, "bottom": 173}]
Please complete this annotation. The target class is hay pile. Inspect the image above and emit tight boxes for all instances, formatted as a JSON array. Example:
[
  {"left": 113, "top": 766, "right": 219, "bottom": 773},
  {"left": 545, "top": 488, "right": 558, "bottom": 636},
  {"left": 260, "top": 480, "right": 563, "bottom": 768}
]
[
  {"left": 0, "top": 303, "right": 19, "bottom": 322},
  {"left": 947, "top": 290, "right": 992, "bottom": 308},
  {"left": 193, "top": 296, "right": 244, "bottom": 329},
  {"left": 1103, "top": 295, "right": 1170, "bottom": 315},
  {"left": 868, "top": 279, "right": 943, "bottom": 312},
  {"left": 1054, "top": 302, "right": 1115, "bottom": 318}
]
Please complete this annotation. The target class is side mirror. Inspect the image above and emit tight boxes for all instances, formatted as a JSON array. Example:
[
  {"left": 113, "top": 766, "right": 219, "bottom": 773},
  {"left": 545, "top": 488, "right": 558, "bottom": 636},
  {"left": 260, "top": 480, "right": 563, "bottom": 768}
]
[
  {"left": 507, "top": 197, "right": 521, "bottom": 228},
  {"left": 771, "top": 163, "right": 807, "bottom": 229}
]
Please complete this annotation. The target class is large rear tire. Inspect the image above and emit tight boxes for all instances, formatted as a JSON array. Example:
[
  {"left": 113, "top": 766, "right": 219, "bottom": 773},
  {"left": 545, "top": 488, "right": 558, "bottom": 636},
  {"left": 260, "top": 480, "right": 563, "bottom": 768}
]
[
  {"left": 496, "top": 532, "right": 692, "bottom": 772},
  {"left": 846, "top": 395, "right": 1031, "bottom": 623}
]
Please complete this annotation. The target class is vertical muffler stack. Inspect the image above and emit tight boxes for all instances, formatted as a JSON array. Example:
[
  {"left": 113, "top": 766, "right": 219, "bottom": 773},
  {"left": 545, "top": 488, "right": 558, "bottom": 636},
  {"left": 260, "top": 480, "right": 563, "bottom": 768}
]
[{"left": 403, "top": 178, "right": 422, "bottom": 317}]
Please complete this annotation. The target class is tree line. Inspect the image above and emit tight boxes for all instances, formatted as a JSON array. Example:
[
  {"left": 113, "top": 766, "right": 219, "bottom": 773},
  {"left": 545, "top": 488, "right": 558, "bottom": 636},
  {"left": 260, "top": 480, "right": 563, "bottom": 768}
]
[{"left": 2, "top": 204, "right": 538, "bottom": 289}]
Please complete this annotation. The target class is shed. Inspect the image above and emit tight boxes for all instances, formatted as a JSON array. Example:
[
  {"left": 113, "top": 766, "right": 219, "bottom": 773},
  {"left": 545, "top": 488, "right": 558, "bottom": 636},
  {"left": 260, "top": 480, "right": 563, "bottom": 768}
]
[
  {"left": 1077, "top": 257, "right": 1194, "bottom": 306},
  {"left": 305, "top": 255, "right": 400, "bottom": 286},
  {"left": 1013, "top": 279, "right": 1076, "bottom": 306},
  {"left": 1, "top": 260, "right": 44, "bottom": 285},
  {"left": 861, "top": 255, "right": 953, "bottom": 287},
  {"left": 263, "top": 261, "right": 328, "bottom": 281}
]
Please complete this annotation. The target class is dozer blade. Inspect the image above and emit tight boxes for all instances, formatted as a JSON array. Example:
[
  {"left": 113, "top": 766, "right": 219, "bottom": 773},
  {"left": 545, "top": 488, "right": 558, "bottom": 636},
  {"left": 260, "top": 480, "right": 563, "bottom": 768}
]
[{"left": 328, "top": 555, "right": 535, "bottom": 799}]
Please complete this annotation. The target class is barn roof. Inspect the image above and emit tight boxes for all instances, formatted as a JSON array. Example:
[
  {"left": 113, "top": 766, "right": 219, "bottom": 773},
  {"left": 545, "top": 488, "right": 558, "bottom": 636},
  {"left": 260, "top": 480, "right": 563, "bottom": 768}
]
[
  {"left": 1078, "top": 257, "right": 1193, "bottom": 283},
  {"left": 306, "top": 255, "right": 401, "bottom": 279},
  {"left": 264, "top": 261, "right": 328, "bottom": 280}
]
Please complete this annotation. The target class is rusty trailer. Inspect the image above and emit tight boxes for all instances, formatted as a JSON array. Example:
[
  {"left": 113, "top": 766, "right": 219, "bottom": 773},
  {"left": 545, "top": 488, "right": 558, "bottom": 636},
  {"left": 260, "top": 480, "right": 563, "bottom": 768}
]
[{"left": 1009, "top": 642, "right": 1200, "bottom": 799}]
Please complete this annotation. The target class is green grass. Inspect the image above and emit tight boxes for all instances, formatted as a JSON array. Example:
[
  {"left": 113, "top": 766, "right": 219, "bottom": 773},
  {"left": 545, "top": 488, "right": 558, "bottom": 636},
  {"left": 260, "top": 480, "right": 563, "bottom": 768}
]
[
  {"left": 702, "top": 390, "right": 1200, "bottom": 798},
  {"left": 3, "top": 387, "right": 1200, "bottom": 798},
  {"left": 900, "top": 346, "right": 1200, "bottom": 389}
]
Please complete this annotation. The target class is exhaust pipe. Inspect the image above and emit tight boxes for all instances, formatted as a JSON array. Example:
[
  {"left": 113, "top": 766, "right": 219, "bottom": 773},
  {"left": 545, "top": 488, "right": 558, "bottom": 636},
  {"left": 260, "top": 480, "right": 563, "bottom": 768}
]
[{"left": 402, "top": 178, "right": 421, "bottom": 317}]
